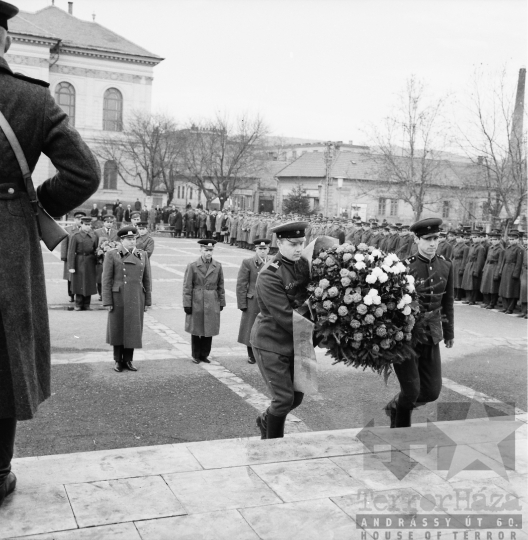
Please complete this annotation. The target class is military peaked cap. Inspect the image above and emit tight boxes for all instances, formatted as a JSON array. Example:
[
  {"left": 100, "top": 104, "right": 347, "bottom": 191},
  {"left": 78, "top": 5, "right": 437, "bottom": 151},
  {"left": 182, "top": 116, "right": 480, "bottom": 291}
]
[
  {"left": 117, "top": 226, "right": 138, "bottom": 238},
  {"left": 80, "top": 217, "right": 92, "bottom": 224},
  {"left": 73, "top": 211, "right": 86, "bottom": 218},
  {"left": 0, "top": 0, "right": 18, "bottom": 31},
  {"left": 254, "top": 238, "right": 271, "bottom": 246},
  {"left": 410, "top": 218, "right": 442, "bottom": 237},
  {"left": 198, "top": 239, "right": 217, "bottom": 247},
  {"left": 271, "top": 221, "right": 308, "bottom": 239}
]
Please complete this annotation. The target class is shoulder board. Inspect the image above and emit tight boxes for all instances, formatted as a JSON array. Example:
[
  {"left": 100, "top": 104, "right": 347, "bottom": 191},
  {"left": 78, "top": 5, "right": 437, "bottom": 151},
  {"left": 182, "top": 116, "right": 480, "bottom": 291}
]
[
  {"left": 267, "top": 260, "right": 282, "bottom": 273},
  {"left": 13, "top": 73, "right": 49, "bottom": 88},
  {"left": 406, "top": 256, "right": 417, "bottom": 264},
  {"left": 439, "top": 255, "right": 446, "bottom": 260}
]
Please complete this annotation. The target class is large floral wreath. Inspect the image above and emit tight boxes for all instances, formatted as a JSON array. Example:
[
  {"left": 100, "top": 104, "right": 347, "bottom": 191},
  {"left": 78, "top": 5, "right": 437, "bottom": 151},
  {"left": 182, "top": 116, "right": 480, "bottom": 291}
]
[{"left": 307, "top": 241, "right": 420, "bottom": 380}]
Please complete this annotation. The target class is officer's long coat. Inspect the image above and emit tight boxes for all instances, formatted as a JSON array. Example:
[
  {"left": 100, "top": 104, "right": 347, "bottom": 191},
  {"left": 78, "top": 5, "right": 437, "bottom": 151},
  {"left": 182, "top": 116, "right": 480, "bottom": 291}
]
[
  {"left": 480, "top": 244, "right": 504, "bottom": 295},
  {"left": 236, "top": 255, "right": 267, "bottom": 346},
  {"left": 0, "top": 58, "right": 100, "bottom": 420},
  {"left": 520, "top": 248, "right": 527, "bottom": 303},
  {"left": 60, "top": 223, "right": 80, "bottom": 280},
  {"left": 67, "top": 230, "right": 98, "bottom": 295},
  {"left": 452, "top": 242, "right": 469, "bottom": 289},
  {"left": 183, "top": 258, "right": 226, "bottom": 336},
  {"left": 498, "top": 244, "right": 524, "bottom": 298},
  {"left": 95, "top": 226, "right": 118, "bottom": 283},
  {"left": 136, "top": 233, "right": 155, "bottom": 258},
  {"left": 102, "top": 246, "right": 152, "bottom": 348},
  {"left": 461, "top": 243, "right": 486, "bottom": 290}
]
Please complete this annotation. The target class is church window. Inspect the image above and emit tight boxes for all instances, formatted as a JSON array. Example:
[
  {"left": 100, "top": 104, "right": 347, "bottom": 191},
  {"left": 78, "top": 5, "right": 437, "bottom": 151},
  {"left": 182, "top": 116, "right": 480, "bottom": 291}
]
[
  {"left": 103, "top": 88, "right": 123, "bottom": 131},
  {"left": 55, "top": 82, "right": 75, "bottom": 126},
  {"left": 103, "top": 160, "right": 118, "bottom": 190}
]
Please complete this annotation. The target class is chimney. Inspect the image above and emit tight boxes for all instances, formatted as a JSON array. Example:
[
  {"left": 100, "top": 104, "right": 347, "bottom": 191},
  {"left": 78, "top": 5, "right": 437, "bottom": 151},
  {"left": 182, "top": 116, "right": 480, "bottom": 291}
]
[{"left": 68, "top": 2, "right": 73, "bottom": 14}]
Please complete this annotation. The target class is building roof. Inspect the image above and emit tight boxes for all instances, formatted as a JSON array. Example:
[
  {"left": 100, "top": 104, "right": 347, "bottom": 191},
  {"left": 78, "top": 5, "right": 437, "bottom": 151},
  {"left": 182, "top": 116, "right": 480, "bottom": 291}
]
[
  {"left": 276, "top": 150, "right": 480, "bottom": 188},
  {"left": 276, "top": 152, "right": 375, "bottom": 180},
  {"left": 258, "top": 161, "right": 284, "bottom": 189},
  {"left": 10, "top": 6, "right": 162, "bottom": 62}
]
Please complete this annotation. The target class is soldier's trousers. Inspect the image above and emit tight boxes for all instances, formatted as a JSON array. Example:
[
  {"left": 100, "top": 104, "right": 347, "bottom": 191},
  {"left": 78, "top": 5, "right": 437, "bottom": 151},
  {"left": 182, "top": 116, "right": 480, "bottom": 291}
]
[
  {"left": 75, "top": 295, "right": 91, "bottom": 309},
  {"left": 0, "top": 418, "right": 16, "bottom": 484},
  {"left": 252, "top": 347, "right": 304, "bottom": 417},
  {"left": 392, "top": 341, "right": 442, "bottom": 427},
  {"left": 191, "top": 335, "right": 212, "bottom": 360}
]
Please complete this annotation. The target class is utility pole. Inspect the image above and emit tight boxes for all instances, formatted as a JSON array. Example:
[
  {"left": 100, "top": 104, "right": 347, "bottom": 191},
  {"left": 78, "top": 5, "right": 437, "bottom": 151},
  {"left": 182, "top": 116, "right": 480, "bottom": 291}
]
[{"left": 323, "top": 141, "right": 340, "bottom": 217}]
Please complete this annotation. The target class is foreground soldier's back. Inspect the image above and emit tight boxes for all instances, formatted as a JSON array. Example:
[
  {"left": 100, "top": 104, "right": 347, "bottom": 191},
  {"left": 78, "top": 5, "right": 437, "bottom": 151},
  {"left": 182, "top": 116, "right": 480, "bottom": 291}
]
[{"left": 0, "top": 1, "right": 100, "bottom": 507}]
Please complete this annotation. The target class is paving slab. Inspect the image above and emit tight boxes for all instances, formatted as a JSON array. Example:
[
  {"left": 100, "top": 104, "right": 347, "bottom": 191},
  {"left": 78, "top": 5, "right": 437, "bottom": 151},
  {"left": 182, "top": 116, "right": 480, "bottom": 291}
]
[{"left": 16, "top": 523, "right": 142, "bottom": 540}]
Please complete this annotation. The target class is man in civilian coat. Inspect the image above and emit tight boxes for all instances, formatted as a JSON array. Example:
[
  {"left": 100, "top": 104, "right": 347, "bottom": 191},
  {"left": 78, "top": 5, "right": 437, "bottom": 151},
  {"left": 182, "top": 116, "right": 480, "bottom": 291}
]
[
  {"left": 94, "top": 215, "right": 118, "bottom": 300},
  {"left": 68, "top": 217, "right": 99, "bottom": 310},
  {"left": 0, "top": 0, "right": 100, "bottom": 507},
  {"left": 237, "top": 239, "right": 271, "bottom": 364},
  {"left": 182, "top": 240, "right": 226, "bottom": 363},
  {"left": 61, "top": 211, "right": 84, "bottom": 302},
  {"left": 102, "top": 226, "right": 152, "bottom": 372},
  {"left": 498, "top": 230, "right": 524, "bottom": 314},
  {"left": 385, "top": 218, "right": 454, "bottom": 428},
  {"left": 480, "top": 231, "right": 504, "bottom": 309},
  {"left": 136, "top": 222, "right": 155, "bottom": 258}
]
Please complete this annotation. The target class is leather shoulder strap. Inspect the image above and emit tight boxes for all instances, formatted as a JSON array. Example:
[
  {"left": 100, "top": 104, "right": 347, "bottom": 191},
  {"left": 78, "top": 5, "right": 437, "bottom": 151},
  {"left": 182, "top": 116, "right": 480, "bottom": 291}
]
[{"left": 0, "top": 110, "right": 37, "bottom": 203}]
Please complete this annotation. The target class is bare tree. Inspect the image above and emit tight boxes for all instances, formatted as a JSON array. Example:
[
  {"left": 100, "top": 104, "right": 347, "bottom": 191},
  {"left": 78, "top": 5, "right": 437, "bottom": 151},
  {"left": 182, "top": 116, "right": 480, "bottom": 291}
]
[
  {"left": 181, "top": 114, "right": 268, "bottom": 210},
  {"left": 363, "top": 76, "right": 451, "bottom": 221},
  {"left": 96, "top": 111, "right": 184, "bottom": 204},
  {"left": 450, "top": 67, "right": 527, "bottom": 224}
]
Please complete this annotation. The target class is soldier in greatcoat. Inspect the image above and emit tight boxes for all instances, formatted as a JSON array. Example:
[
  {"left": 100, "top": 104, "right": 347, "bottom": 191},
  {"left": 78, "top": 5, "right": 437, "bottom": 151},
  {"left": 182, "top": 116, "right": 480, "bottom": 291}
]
[
  {"left": 396, "top": 225, "right": 414, "bottom": 259},
  {"left": 61, "top": 210, "right": 84, "bottom": 302},
  {"left": 498, "top": 230, "right": 524, "bottom": 314},
  {"left": 461, "top": 231, "right": 485, "bottom": 305},
  {"left": 102, "top": 226, "right": 152, "bottom": 372},
  {"left": 385, "top": 223, "right": 402, "bottom": 253},
  {"left": 385, "top": 218, "right": 454, "bottom": 428},
  {"left": 182, "top": 240, "right": 226, "bottom": 363},
  {"left": 0, "top": 1, "right": 100, "bottom": 507},
  {"left": 452, "top": 232, "right": 469, "bottom": 301},
  {"left": 518, "top": 234, "right": 527, "bottom": 319},
  {"left": 437, "top": 232, "right": 454, "bottom": 261},
  {"left": 237, "top": 239, "right": 271, "bottom": 364},
  {"left": 185, "top": 206, "right": 196, "bottom": 238},
  {"left": 479, "top": 231, "right": 504, "bottom": 309},
  {"left": 135, "top": 221, "right": 155, "bottom": 258},
  {"left": 230, "top": 213, "right": 239, "bottom": 245},
  {"left": 67, "top": 216, "right": 99, "bottom": 310},
  {"left": 250, "top": 222, "right": 311, "bottom": 439},
  {"left": 94, "top": 215, "right": 118, "bottom": 300}
]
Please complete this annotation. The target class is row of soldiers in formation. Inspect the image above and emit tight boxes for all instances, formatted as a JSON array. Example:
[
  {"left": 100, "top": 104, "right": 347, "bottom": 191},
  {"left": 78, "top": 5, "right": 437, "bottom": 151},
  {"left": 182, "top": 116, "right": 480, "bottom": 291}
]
[{"left": 60, "top": 211, "right": 155, "bottom": 310}]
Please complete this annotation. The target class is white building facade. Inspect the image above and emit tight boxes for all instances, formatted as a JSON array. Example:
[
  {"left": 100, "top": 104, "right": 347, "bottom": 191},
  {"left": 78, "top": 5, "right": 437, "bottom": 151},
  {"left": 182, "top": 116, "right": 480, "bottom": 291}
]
[{"left": 6, "top": 3, "right": 163, "bottom": 210}]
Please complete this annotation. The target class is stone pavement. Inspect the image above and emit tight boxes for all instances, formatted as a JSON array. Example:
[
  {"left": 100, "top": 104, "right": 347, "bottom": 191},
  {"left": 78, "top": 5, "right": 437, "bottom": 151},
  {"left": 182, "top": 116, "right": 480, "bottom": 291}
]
[{"left": 1, "top": 416, "right": 526, "bottom": 540}]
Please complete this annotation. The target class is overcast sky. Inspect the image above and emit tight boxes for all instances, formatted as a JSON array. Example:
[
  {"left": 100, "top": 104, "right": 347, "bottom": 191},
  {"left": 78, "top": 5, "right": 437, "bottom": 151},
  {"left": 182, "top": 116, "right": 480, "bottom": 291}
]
[{"left": 16, "top": 0, "right": 527, "bottom": 144}]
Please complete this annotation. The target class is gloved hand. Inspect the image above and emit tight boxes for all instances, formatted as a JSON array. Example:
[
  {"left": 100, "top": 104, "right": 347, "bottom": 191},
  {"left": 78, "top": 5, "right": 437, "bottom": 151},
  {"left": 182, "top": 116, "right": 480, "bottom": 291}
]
[
  {"left": 240, "top": 308, "right": 247, "bottom": 312},
  {"left": 184, "top": 307, "right": 192, "bottom": 315}
]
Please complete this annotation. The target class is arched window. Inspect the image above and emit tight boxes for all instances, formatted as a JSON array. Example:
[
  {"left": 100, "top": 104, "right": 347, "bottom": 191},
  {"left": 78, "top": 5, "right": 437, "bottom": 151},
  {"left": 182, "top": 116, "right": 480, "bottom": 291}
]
[
  {"left": 103, "top": 160, "right": 118, "bottom": 190},
  {"left": 103, "top": 88, "right": 123, "bottom": 131},
  {"left": 55, "top": 82, "right": 75, "bottom": 126}
]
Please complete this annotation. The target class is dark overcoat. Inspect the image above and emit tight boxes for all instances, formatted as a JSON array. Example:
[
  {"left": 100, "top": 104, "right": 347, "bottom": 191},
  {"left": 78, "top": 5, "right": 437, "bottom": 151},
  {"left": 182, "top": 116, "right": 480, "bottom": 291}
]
[
  {"left": 183, "top": 258, "right": 226, "bottom": 337},
  {"left": 60, "top": 224, "right": 80, "bottom": 280},
  {"left": 396, "top": 235, "right": 414, "bottom": 260},
  {"left": 498, "top": 244, "right": 524, "bottom": 298},
  {"left": 461, "top": 243, "right": 485, "bottom": 291},
  {"left": 67, "top": 230, "right": 98, "bottom": 295},
  {"left": 480, "top": 244, "right": 504, "bottom": 295},
  {"left": 437, "top": 241, "right": 453, "bottom": 261},
  {"left": 236, "top": 256, "right": 268, "bottom": 346},
  {"left": 452, "top": 242, "right": 469, "bottom": 289},
  {"left": 95, "top": 227, "right": 118, "bottom": 283},
  {"left": 0, "top": 58, "right": 100, "bottom": 420},
  {"left": 520, "top": 248, "right": 527, "bottom": 303},
  {"left": 186, "top": 210, "right": 196, "bottom": 234},
  {"left": 102, "top": 246, "right": 152, "bottom": 348},
  {"left": 136, "top": 233, "right": 155, "bottom": 258}
]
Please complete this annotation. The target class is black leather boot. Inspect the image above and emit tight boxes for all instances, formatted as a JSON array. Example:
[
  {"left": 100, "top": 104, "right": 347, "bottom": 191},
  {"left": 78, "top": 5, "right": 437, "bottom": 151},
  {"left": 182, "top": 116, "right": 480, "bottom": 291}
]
[
  {"left": 394, "top": 406, "right": 413, "bottom": 428},
  {"left": 256, "top": 410, "right": 268, "bottom": 439},
  {"left": 113, "top": 345, "right": 124, "bottom": 372},
  {"left": 0, "top": 418, "right": 17, "bottom": 507},
  {"left": 266, "top": 412, "right": 287, "bottom": 439},
  {"left": 384, "top": 399, "right": 397, "bottom": 428}
]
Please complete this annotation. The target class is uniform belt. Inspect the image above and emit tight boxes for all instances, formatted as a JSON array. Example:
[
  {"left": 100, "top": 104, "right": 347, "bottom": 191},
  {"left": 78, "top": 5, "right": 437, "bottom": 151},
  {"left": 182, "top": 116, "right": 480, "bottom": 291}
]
[
  {"left": 0, "top": 183, "right": 25, "bottom": 199},
  {"left": 195, "top": 287, "right": 216, "bottom": 290}
]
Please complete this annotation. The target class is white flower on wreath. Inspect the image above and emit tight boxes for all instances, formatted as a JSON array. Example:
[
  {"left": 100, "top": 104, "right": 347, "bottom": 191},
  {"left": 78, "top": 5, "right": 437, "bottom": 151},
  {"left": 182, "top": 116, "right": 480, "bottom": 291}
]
[
  {"left": 327, "top": 287, "right": 339, "bottom": 298},
  {"left": 340, "top": 269, "right": 350, "bottom": 278},
  {"left": 402, "top": 305, "right": 412, "bottom": 316},
  {"left": 406, "top": 283, "right": 415, "bottom": 293},
  {"left": 365, "top": 274, "right": 377, "bottom": 284},
  {"left": 341, "top": 277, "right": 351, "bottom": 287},
  {"left": 406, "top": 275, "right": 415, "bottom": 284},
  {"left": 319, "top": 278, "right": 330, "bottom": 290},
  {"left": 363, "top": 288, "right": 381, "bottom": 306},
  {"left": 338, "top": 306, "right": 348, "bottom": 316},
  {"left": 354, "top": 261, "right": 366, "bottom": 270},
  {"left": 354, "top": 253, "right": 365, "bottom": 262},
  {"left": 397, "top": 294, "right": 413, "bottom": 309},
  {"left": 314, "top": 287, "right": 324, "bottom": 297},
  {"left": 391, "top": 262, "right": 406, "bottom": 274},
  {"left": 336, "top": 245, "right": 345, "bottom": 253},
  {"left": 383, "top": 253, "right": 399, "bottom": 267},
  {"left": 343, "top": 253, "right": 353, "bottom": 262},
  {"left": 371, "top": 249, "right": 382, "bottom": 259}
]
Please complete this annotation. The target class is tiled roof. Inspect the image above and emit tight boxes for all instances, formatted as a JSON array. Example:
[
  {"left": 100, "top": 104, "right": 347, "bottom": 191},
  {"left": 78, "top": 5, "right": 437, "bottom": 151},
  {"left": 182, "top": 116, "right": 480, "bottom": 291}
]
[
  {"left": 276, "top": 150, "right": 479, "bottom": 187},
  {"left": 276, "top": 152, "right": 375, "bottom": 180},
  {"left": 258, "top": 161, "right": 285, "bottom": 189},
  {"left": 10, "top": 6, "right": 162, "bottom": 61}
]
